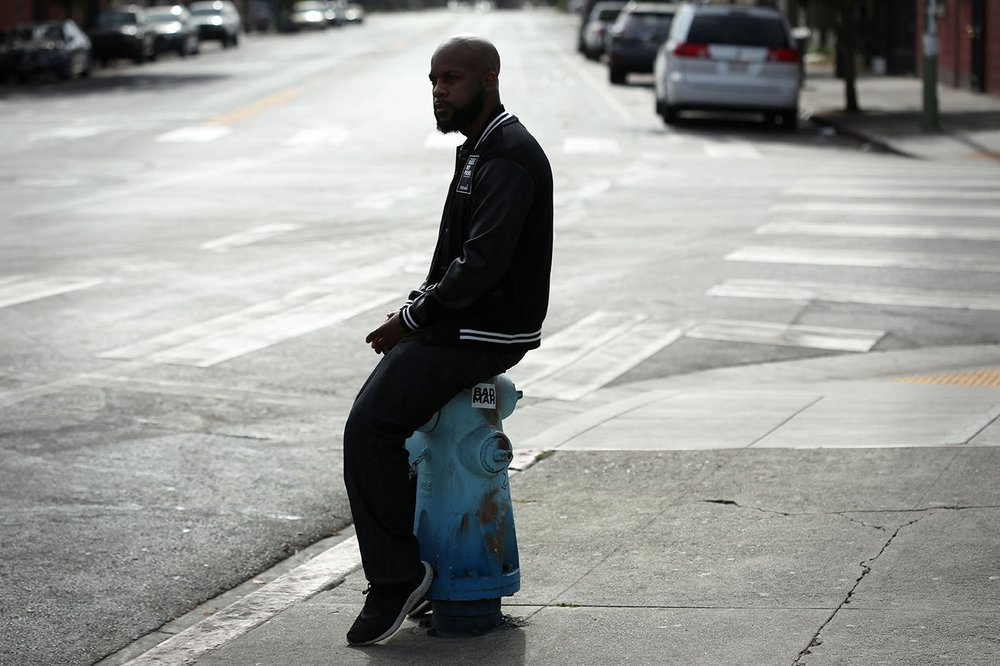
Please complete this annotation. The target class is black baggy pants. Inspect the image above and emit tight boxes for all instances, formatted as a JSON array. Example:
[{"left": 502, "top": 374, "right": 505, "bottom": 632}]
[{"left": 343, "top": 337, "right": 525, "bottom": 585}]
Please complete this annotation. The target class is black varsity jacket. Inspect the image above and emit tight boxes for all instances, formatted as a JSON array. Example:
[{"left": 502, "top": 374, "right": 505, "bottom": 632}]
[{"left": 399, "top": 107, "right": 553, "bottom": 351}]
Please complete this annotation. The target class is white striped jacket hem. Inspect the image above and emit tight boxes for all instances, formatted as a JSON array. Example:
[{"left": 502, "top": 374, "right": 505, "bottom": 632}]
[{"left": 458, "top": 328, "right": 542, "bottom": 344}]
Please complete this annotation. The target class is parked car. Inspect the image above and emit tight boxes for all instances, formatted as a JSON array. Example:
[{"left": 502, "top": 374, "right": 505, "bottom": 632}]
[
  {"left": 343, "top": 3, "right": 365, "bottom": 25},
  {"left": 606, "top": 2, "right": 678, "bottom": 84},
  {"left": 653, "top": 3, "right": 801, "bottom": 128},
  {"left": 147, "top": 5, "right": 200, "bottom": 57},
  {"left": 189, "top": 0, "right": 241, "bottom": 47},
  {"left": 88, "top": 5, "right": 156, "bottom": 65},
  {"left": 3, "top": 20, "right": 91, "bottom": 82},
  {"left": 581, "top": 2, "right": 624, "bottom": 60},
  {"left": 288, "top": 1, "right": 330, "bottom": 30}
]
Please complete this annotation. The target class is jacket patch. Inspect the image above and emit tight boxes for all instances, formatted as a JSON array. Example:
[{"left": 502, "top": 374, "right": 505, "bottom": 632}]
[{"left": 455, "top": 154, "right": 479, "bottom": 195}]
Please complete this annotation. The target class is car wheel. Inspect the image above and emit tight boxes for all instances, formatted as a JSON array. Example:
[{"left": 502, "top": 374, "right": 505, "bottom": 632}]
[
  {"left": 609, "top": 67, "right": 626, "bottom": 85},
  {"left": 661, "top": 105, "right": 678, "bottom": 125},
  {"left": 231, "top": 32, "right": 239, "bottom": 46},
  {"left": 780, "top": 109, "right": 798, "bottom": 132}
]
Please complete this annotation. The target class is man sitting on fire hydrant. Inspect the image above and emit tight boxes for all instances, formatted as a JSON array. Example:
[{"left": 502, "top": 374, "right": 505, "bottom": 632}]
[{"left": 341, "top": 34, "right": 554, "bottom": 646}]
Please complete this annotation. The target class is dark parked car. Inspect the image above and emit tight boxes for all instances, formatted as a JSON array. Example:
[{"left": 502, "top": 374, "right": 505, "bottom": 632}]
[
  {"left": 88, "top": 5, "right": 156, "bottom": 65},
  {"left": 606, "top": 1, "right": 678, "bottom": 84},
  {"left": 147, "top": 5, "right": 200, "bottom": 57},
  {"left": 581, "top": 1, "right": 625, "bottom": 60},
  {"left": 189, "top": 0, "right": 241, "bottom": 48},
  {"left": 4, "top": 20, "right": 92, "bottom": 82}
]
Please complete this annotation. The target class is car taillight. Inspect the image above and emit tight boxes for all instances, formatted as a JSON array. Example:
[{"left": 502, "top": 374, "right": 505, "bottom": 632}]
[
  {"left": 674, "top": 42, "right": 709, "bottom": 58},
  {"left": 768, "top": 47, "right": 799, "bottom": 63}
]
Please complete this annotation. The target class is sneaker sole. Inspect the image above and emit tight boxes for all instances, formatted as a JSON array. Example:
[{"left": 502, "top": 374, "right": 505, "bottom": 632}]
[{"left": 350, "top": 561, "right": 433, "bottom": 646}]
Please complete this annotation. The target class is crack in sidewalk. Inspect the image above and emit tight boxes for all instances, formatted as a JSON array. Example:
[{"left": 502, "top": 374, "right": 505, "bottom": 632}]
[{"left": 790, "top": 516, "right": 923, "bottom": 666}]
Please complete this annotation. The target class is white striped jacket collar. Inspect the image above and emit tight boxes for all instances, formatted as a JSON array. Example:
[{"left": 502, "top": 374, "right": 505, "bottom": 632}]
[{"left": 469, "top": 109, "right": 516, "bottom": 152}]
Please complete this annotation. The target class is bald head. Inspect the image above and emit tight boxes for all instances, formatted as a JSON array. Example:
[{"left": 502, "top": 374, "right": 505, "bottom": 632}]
[{"left": 433, "top": 34, "right": 500, "bottom": 78}]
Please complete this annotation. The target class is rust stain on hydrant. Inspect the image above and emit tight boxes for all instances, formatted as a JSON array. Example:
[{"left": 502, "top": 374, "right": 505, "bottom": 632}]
[{"left": 476, "top": 489, "right": 500, "bottom": 524}]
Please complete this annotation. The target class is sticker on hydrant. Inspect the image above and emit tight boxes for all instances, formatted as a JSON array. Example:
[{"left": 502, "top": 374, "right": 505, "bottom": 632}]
[{"left": 471, "top": 383, "right": 497, "bottom": 409}]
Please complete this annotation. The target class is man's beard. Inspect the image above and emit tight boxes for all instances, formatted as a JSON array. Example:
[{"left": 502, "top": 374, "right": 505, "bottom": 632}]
[{"left": 436, "top": 87, "right": 486, "bottom": 134}]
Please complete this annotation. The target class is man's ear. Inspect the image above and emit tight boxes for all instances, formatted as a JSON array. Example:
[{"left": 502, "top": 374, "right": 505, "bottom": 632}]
[{"left": 483, "top": 71, "right": 499, "bottom": 93}]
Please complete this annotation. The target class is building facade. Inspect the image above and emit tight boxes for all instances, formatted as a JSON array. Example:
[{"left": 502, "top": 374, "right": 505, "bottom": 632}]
[{"left": 919, "top": 0, "right": 1000, "bottom": 94}]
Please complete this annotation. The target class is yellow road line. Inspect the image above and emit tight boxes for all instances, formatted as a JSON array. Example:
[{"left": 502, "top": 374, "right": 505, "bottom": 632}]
[
  {"left": 894, "top": 368, "right": 1000, "bottom": 388},
  {"left": 208, "top": 87, "right": 305, "bottom": 127}
]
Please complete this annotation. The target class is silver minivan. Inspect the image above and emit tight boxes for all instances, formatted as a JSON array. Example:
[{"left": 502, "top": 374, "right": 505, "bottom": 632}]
[{"left": 653, "top": 4, "right": 801, "bottom": 129}]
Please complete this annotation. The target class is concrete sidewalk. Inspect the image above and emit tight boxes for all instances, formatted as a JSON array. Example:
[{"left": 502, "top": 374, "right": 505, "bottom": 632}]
[
  {"left": 113, "top": 345, "right": 1000, "bottom": 666},
  {"left": 800, "top": 64, "right": 1000, "bottom": 164}
]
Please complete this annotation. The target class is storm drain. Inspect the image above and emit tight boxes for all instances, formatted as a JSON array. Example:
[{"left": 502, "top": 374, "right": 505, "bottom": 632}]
[{"left": 894, "top": 368, "right": 1000, "bottom": 388}]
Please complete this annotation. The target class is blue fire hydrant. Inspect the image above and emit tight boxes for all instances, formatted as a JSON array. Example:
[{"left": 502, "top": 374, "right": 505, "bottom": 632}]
[{"left": 405, "top": 374, "right": 521, "bottom": 635}]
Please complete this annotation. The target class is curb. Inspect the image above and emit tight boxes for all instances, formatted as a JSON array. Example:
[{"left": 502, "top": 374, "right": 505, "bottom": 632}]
[{"left": 806, "top": 112, "right": 916, "bottom": 159}]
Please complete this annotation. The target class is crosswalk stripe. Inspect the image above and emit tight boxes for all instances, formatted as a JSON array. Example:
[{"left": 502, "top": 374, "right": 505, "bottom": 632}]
[
  {"left": 517, "top": 321, "right": 684, "bottom": 401},
  {"left": 282, "top": 127, "right": 350, "bottom": 146},
  {"left": 28, "top": 126, "right": 110, "bottom": 141},
  {"left": 782, "top": 186, "right": 1000, "bottom": 200},
  {"left": 510, "top": 312, "right": 645, "bottom": 392},
  {"left": 707, "top": 278, "right": 1000, "bottom": 311},
  {"left": 756, "top": 221, "right": 1000, "bottom": 241},
  {"left": 703, "top": 142, "right": 760, "bottom": 159},
  {"left": 424, "top": 131, "right": 463, "bottom": 150},
  {"left": 726, "top": 245, "right": 1000, "bottom": 273},
  {"left": 685, "top": 319, "right": 884, "bottom": 352},
  {"left": 200, "top": 224, "right": 301, "bottom": 252},
  {"left": 100, "top": 288, "right": 398, "bottom": 367},
  {"left": 0, "top": 276, "right": 104, "bottom": 309},
  {"left": 791, "top": 177, "right": 1000, "bottom": 188},
  {"left": 564, "top": 137, "right": 620, "bottom": 154},
  {"left": 156, "top": 127, "right": 232, "bottom": 143},
  {"left": 771, "top": 202, "right": 1000, "bottom": 218}
]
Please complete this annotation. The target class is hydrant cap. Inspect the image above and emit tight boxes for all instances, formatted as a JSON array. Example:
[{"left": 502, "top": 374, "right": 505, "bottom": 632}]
[{"left": 480, "top": 433, "right": 513, "bottom": 474}]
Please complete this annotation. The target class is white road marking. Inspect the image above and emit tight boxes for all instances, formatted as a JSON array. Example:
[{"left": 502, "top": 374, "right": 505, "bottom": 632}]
[
  {"left": 156, "top": 126, "right": 232, "bottom": 143},
  {"left": 790, "top": 177, "right": 1000, "bottom": 190},
  {"left": 282, "top": 127, "right": 350, "bottom": 147},
  {"left": 756, "top": 221, "right": 1000, "bottom": 241},
  {"left": 726, "top": 245, "right": 1000, "bottom": 273},
  {"left": 100, "top": 288, "right": 398, "bottom": 367},
  {"left": 28, "top": 126, "right": 110, "bottom": 141},
  {"left": 770, "top": 202, "right": 1000, "bottom": 218},
  {"left": 546, "top": 43, "right": 634, "bottom": 124},
  {"left": 522, "top": 321, "right": 685, "bottom": 401},
  {"left": 553, "top": 178, "right": 613, "bottom": 207},
  {"left": 708, "top": 279, "right": 1000, "bottom": 312},
  {"left": 200, "top": 223, "right": 302, "bottom": 252},
  {"left": 354, "top": 186, "right": 429, "bottom": 210},
  {"left": 424, "top": 131, "right": 463, "bottom": 150},
  {"left": 125, "top": 537, "right": 362, "bottom": 666},
  {"left": 685, "top": 319, "right": 885, "bottom": 352},
  {"left": 0, "top": 276, "right": 104, "bottom": 310},
  {"left": 703, "top": 142, "right": 761, "bottom": 159},
  {"left": 782, "top": 186, "right": 1000, "bottom": 201},
  {"left": 564, "top": 137, "right": 620, "bottom": 154}
]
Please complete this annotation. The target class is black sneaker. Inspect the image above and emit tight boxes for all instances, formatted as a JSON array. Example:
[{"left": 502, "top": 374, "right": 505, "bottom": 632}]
[
  {"left": 407, "top": 598, "right": 432, "bottom": 618},
  {"left": 346, "top": 561, "right": 433, "bottom": 646}
]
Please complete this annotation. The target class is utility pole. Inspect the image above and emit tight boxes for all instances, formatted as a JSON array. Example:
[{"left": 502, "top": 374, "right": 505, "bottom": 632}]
[{"left": 922, "top": 0, "right": 940, "bottom": 131}]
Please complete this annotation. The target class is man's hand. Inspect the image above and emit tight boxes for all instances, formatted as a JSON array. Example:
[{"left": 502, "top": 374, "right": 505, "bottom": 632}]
[{"left": 365, "top": 312, "right": 406, "bottom": 355}]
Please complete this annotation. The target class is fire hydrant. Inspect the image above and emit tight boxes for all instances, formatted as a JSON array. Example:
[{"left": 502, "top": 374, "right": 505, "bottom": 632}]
[{"left": 405, "top": 374, "right": 521, "bottom": 635}]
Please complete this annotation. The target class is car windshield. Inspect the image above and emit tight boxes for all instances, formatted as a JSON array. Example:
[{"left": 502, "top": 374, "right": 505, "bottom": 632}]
[
  {"left": 96, "top": 12, "right": 137, "bottom": 27},
  {"left": 597, "top": 8, "right": 621, "bottom": 21},
  {"left": 147, "top": 12, "right": 181, "bottom": 23},
  {"left": 688, "top": 15, "right": 791, "bottom": 49},
  {"left": 37, "top": 25, "right": 64, "bottom": 40}
]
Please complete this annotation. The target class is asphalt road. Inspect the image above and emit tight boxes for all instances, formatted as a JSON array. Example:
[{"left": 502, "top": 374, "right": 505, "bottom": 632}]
[{"left": 2, "top": 7, "right": 999, "bottom": 666}]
